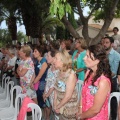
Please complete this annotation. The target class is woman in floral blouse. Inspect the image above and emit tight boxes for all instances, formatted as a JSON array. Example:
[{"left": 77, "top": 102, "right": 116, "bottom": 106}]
[{"left": 17, "top": 45, "right": 37, "bottom": 103}]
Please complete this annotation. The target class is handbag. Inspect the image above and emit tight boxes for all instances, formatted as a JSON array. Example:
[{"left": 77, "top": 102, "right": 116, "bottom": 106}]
[
  {"left": 34, "top": 81, "right": 39, "bottom": 91},
  {"left": 45, "top": 98, "right": 51, "bottom": 107}
]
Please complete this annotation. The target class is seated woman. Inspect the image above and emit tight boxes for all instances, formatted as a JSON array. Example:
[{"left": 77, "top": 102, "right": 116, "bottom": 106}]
[
  {"left": 54, "top": 50, "right": 78, "bottom": 120},
  {"left": 76, "top": 44, "right": 112, "bottom": 120}
]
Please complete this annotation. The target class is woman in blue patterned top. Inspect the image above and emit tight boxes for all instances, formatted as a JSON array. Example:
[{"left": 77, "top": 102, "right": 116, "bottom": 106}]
[{"left": 43, "top": 49, "right": 59, "bottom": 120}]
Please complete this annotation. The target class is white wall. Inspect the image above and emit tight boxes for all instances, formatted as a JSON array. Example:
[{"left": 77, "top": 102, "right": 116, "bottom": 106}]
[{"left": 88, "top": 17, "right": 120, "bottom": 34}]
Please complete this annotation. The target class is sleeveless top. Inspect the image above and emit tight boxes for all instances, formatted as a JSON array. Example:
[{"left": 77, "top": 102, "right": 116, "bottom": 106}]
[
  {"left": 82, "top": 75, "right": 111, "bottom": 120},
  {"left": 54, "top": 70, "right": 78, "bottom": 120},
  {"left": 35, "top": 57, "right": 48, "bottom": 82}
]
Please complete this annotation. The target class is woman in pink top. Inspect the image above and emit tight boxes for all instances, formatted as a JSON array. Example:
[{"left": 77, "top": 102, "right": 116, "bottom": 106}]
[{"left": 76, "top": 44, "right": 112, "bottom": 120}]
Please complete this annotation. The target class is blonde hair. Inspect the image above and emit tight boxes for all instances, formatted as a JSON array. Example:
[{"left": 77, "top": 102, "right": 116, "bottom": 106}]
[
  {"left": 8, "top": 48, "right": 15, "bottom": 55},
  {"left": 21, "top": 45, "right": 31, "bottom": 57},
  {"left": 56, "top": 50, "right": 72, "bottom": 72},
  {"left": 76, "top": 37, "right": 87, "bottom": 49}
]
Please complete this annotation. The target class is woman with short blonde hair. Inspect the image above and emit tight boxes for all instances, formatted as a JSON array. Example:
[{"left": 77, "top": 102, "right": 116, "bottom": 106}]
[
  {"left": 55, "top": 50, "right": 72, "bottom": 72},
  {"left": 20, "top": 45, "right": 31, "bottom": 57},
  {"left": 17, "top": 45, "right": 37, "bottom": 103},
  {"left": 54, "top": 50, "right": 78, "bottom": 120}
]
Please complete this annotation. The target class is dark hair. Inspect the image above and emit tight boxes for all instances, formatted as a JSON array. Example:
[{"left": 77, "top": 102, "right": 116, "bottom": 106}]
[
  {"left": 49, "top": 49, "right": 56, "bottom": 57},
  {"left": 113, "top": 27, "right": 119, "bottom": 31},
  {"left": 16, "top": 46, "right": 21, "bottom": 50},
  {"left": 85, "top": 44, "right": 112, "bottom": 86},
  {"left": 104, "top": 37, "right": 114, "bottom": 43},
  {"left": 33, "top": 45, "right": 44, "bottom": 57},
  {"left": 17, "top": 42, "right": 21, "bottom": 46}
]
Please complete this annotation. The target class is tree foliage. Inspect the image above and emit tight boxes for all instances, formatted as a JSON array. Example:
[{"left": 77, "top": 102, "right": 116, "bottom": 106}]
[{"left": 50, "top": 0, "right": 71, "bottom": 19}]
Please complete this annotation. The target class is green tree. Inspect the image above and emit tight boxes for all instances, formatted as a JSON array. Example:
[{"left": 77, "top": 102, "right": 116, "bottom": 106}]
[
  {"left": 50, "top": 0, "right": 120, "bottom": 44},
  {"left": 18, "top": 0, "right": 64, "bottom": 43},
  {"left": 0, "top": 29, "right": 12, "bottom": 46},
  {"left": 68, "top": 10, "right": 78, "bottom": 29},
  {"left": 0, "top": 0, "right": 20, "bottom": 42}
]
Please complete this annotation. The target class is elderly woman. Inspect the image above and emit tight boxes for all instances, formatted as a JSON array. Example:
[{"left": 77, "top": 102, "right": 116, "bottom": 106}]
[
  {"left": 53, "top": 50, "right": 78, "bottom": 120},
  {"left": 76, "top": 44, "right": 112, "bottom": 120},
  {"left": 17, "top": 45, "right": 37, "bottom": 103},
  {"left": 72, "top": 37, "right": 87, "bottom": 81},
  {"left": 4, "top": 48, "right": 17, "bottom": 77}
]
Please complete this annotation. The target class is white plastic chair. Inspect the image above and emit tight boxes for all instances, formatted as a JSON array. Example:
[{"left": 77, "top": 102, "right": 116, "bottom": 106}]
[
  {"left": 108, "top": 92, "right": 120, "bottom": 120},
  {"left": 76, "top": 80, "right": 83, "bottom": 102},
  {"left": 25, "top": 103, "right": 42, "bottom": 120},
  {"left": 0, "top": 76, "right": 10, "bottom": 95},
  {"left": 0, "top": 93, "right": 26, "bottom": 120},
  {"left": 0, "top": 73, "right": 7, "bottom": 93},
  {"left": 0, "top": 77, "right": 12, "bottom": 101},
  {"left": 0, "top": 85, "right": 22, "bottom": 111}
]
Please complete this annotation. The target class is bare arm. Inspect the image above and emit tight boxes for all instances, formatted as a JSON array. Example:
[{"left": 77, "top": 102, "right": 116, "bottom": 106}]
[
  {"left": 6, "top": 66, "right": 14, "bottom": 71},
  {"left": 76, "top": 68, "right": 86, "bottom": 73},
  {"left": 53, "top": 89, "right": 57, "bottom": 110},
  {"left": 17, "top": 67, "right": 28, "bottom": 77},
  {"left": 80, "top": 79, "right": 110, "bottom": 119},
  {"left": 33, "top": 62, "right": 48, "bottom": 84},
  {"left": 46, "top": 88, "right": 54, "bottom": 97},
  {"left": 56, "top": 71, "right": 76, "bottom": 109}
]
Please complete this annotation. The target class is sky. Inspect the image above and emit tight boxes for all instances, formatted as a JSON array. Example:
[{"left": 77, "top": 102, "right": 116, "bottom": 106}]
[{"left": 0, "top": 6, "right": 89, "bottom": 34}]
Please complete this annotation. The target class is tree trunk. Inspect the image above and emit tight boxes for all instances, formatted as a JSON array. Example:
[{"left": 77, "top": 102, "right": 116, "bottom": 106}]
[
  {"left": 30, "top": 15, "right": 40, "bottom": 38},
  {"left": 62, "top": 16, "right": 80, "bottom": 38},
  {"left": 92, "top": 0, "right": 120, "bottom": 45},
  {"left": 8, "top": 16, "right": 17, "bottom": 42},
  {"left": 75, "top": 0, "right": 119, "bottom": 45},
  {"left": 22, "top": 13, "right": 31, "bottom": 37}
]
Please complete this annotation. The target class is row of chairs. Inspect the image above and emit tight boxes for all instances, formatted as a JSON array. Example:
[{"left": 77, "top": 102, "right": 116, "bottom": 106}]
[
  {"left": 1, "top": 74, "right": 119, "bottom": 120},
  {"left": 0, "top": 74, "right": 42, "bottom": 120}
]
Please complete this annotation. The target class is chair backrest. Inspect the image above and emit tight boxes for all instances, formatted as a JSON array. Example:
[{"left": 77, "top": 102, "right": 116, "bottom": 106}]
[
  {"left": 27, "top": 103, "right": 42, "bottom": 120},
  {"left": 76, "top": 80, "right": 83, "bottom": 102},
  {"left": 108, "top": 92, "right": 120, "bottom": 120},
  {"left": 10, "top": 85, "right": 23, "bottom": 108},
  {"left": 1, "top": 73, "right": 7, "bottom": 88},
  {"left": 4, "top": 76, "right": 11, "bottom": 93},
  {"left": 6, "top": 81, "right": 14, "bottom": 100},
  {"left": 15, "top": 94, "right": 26, "bottom": 118}
]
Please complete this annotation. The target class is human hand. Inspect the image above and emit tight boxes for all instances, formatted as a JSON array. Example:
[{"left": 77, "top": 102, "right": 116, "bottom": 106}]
[
  {"left": 55, "top": 108, "right": 60, "bottom": 114},
  {"left": 43, "top": 93, "right": 47, "bottom": 102},
  {"left": 30, "top": 83, "right": 34, "bottom": 90},
  {"left": 76, "top": 112, "right": 81, "bottom": 120}
]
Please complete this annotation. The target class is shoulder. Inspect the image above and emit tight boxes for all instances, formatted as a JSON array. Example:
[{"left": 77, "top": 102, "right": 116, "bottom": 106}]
[
  {"left": 41, "top": 57, "right": 47, "bottom": 63},
  {"left": 97, "top": 76, "right": 111, "bottom": 88},
  {"left": 79, "top": 50, "right": 86, "bottom": 57},
  {"left": 67, "top": 70, "right": 76, "bottom": 81},
  {"left": 72, "top": 50, "right": 78, "bottom": 56},
  {"left": 110, "top": 49, "right": 120, "bottom": 58}
]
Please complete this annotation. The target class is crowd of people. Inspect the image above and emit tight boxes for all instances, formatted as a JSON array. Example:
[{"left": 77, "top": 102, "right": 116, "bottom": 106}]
[{"left": 0, "top": 27, "right": 120, "bottom": 120}]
